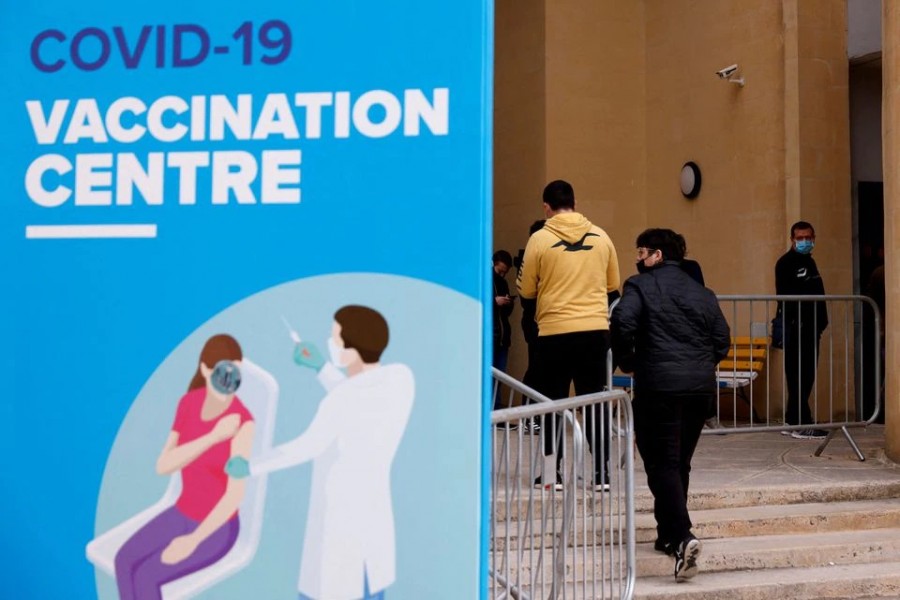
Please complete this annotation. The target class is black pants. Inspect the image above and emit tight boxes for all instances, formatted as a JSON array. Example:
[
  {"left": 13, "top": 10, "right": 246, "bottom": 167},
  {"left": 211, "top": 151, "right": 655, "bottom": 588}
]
[
  {"left": 633, "top": 392, "right": 708, "bottom": 546},
  {"left": 534, "top": 330, "right": 610, "bottom": 480},
  {"left": 783, "top": 325, "right": 821, "bottom": 426},
  {"left": 522, "top": 340, "right": 539, "bottom": 400}
]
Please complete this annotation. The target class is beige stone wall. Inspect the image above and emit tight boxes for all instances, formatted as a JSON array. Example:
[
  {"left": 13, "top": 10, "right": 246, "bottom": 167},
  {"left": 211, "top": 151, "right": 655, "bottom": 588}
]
[
  {"left": 785, "top": 0, "right": 852, "bottom": 298},
  {"left": 493, "top": 0, "right": 855, "bottom": 421},
  {"left": 494, "top": 0, "right": 546, "bottom": 254},
  {"left": 544, "top": 0, "right": 647, "bottom": 259},
  {"left": 644, "top": 1, "right": 786, "bottom": 296},
  {"left": 494, "top": 0, "right": 646, "bottom": 382}
]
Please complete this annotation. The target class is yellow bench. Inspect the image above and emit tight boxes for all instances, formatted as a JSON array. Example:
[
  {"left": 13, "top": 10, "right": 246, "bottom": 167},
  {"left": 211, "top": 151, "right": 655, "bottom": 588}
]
[
  {"left": 717, "top": 336, "right": 768, "bottom": 389},
  {"left": 611, "top": 336, "right": 769, "bottom": 396},
  {"left": 716, "top": 336, "right": 768, "bottom": 420}
]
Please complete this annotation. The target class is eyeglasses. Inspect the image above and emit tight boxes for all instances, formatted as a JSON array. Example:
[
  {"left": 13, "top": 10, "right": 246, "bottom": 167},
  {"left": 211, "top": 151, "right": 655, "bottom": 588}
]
[{"left": 636, "top": 247, "right": 657, "bottom": 259}]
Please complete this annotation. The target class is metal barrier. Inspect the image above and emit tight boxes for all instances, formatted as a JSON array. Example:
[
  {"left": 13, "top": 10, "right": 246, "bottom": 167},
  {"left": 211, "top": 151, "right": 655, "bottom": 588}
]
[
  {"left": 711, "top": 295, "right": 882, "bottom": 460},
  {"left": 610, "top": 295, "right": 882, "bottom": 461},
  {"left": 490, "top": 368, "right": 635, "bottom": 600}
]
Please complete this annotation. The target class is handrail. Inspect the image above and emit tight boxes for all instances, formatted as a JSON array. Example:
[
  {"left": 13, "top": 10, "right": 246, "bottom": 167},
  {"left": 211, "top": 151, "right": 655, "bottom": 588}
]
[{"left": 489, "top": 368, "right": 634, "bottom": 599}]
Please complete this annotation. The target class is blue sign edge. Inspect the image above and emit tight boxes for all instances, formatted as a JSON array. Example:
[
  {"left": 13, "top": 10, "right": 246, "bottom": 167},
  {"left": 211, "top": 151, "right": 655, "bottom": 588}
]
[{"left": 479, "top": 1, "right": 495, "bottom": 598}]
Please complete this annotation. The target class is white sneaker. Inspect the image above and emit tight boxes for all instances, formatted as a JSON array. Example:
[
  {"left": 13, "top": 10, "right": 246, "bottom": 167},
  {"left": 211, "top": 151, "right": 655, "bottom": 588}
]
[
  {"left": 791, "top": 428, "right": 828, "bottom": 439},
  {"left": 674, "top": 536, "right": 702, "bottom": 582}
]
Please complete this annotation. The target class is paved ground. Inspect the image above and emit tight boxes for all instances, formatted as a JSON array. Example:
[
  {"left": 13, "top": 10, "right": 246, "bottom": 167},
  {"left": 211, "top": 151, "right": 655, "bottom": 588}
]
[{"left": 658, "top": 424, "right": 900, "bottom": 493}]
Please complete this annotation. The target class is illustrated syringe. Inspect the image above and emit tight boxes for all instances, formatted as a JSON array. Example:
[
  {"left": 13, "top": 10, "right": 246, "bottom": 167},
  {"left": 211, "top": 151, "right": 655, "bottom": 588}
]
[{"left": 281, "top": 315, "right": 302, "bottom": 343}]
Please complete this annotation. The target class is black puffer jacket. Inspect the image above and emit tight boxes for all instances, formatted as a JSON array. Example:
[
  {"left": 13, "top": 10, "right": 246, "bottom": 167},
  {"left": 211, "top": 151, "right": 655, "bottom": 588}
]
[{"left": 611, "top": 261, "right": 731, "bottom": 394}]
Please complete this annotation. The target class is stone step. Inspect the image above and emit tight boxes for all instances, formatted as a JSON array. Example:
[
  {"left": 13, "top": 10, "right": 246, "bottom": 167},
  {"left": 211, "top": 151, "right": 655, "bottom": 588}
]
[
  {"left": 497, "top": 528, "right": 900, "bottom": 584},
  {"left": 493, "top": 499, "right": 900, "bottom": 551},
  {"left": 634, "top": 560, "right": 900, "bottom": 600},
  {"left": 492, "top": 479, "right": 900, "bottom": 521},
  {"left": 647, "top": 499, "right": 900, "bottom": 543},
  {"left": 683, "top": 480, "right": 900, "bottom": 512},
  {"left": 637, "top": 527, "right": 900, "bottom": 577}
]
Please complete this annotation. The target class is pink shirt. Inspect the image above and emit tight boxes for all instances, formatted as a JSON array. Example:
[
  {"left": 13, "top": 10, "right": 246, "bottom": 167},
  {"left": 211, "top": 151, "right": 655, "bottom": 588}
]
[{"left": 171, "top": 388, "right": 253, "bottom": 522}]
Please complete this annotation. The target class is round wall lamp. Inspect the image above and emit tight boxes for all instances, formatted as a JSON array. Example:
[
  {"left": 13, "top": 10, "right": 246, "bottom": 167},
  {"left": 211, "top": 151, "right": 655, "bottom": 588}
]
[{"left": 680, "top": 161, "right": 702, "bottom": 199}]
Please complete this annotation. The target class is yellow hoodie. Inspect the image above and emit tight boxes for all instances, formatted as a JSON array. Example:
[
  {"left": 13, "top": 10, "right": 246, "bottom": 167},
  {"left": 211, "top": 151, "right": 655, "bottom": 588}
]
[{"left": 516, "top": 212, "right": 620, "bottom": 335}]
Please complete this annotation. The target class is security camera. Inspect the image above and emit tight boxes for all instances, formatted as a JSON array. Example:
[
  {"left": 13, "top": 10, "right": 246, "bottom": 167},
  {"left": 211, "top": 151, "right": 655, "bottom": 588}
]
[
  {"left": 715, "top": 64, "right": 739, "bottom": 79},
  {"left": 715, "top": 64, "right": 744, "bottom": 87}
]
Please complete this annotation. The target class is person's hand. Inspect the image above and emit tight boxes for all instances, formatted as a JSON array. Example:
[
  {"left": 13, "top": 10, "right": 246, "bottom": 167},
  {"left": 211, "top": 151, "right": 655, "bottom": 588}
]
[
  {"left": 293, "top": 341, "right": 325, "bottom": 371},
  {"left": 495, "top": 295, "right": 511, "bottom": 306},
  {"left": 225, "top": 456, "right": 251, "bottom": 479},
  {"left": 210, "top": 414, "right": 241, "bottom": 443},
  {"left": 161, "top": 534, "right": 200, "bottom": 565}
]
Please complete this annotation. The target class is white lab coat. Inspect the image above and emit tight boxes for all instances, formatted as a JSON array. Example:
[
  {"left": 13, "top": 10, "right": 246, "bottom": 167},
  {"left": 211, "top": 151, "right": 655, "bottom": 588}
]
[{"left": 251, "top": 362, "right": 415, "bottom": 600}]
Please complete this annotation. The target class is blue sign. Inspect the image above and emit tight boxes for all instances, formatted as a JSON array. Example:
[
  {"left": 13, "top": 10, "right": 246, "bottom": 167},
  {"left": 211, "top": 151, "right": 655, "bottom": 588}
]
[{"left": 1, "top": 2, "right": 493, "bottom": 598}]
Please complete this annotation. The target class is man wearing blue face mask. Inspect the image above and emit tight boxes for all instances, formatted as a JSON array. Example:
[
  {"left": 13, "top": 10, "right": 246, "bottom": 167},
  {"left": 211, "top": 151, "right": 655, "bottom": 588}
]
[{"left": 775, "top": 221, "right": 829, "bottom": 439}]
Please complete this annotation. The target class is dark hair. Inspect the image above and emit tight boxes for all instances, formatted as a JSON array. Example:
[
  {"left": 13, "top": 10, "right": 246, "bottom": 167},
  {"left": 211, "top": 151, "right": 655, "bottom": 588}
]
[
  {"left": 529, "top": 219, "right": 546, "bottom": 236},
  {"left": 542, "top": 180, "right": 575, "bottom": 211},
  {"left": 675, "top": 232, "right": 688, "bottom": 257},
  {"left": 335, "top": 305, "right": 389, "bottom": 363},
  {"left": 635, "top": 228, "right": 685, "bottom": 262},
  {"left": 790, "top": 221, "right": 815, "bottom": 238},
  {"left": 189, "top": 334, "right": 243, "bottom": 391},
  {"left": 492, "top": 250, "right": 513, "bottom": 267}
]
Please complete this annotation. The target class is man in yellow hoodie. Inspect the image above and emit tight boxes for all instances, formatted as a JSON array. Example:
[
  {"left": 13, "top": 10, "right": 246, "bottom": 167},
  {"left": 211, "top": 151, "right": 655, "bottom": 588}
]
[{"left": 517, "top": 179, "right": 621, "bottom": 491}]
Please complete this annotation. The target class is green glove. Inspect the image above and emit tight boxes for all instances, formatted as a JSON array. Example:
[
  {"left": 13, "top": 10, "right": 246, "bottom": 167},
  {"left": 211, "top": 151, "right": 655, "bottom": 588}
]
[
  {"left": 225, "top": 456, "right": 251, "bottom": 479},
  {"left": 293, "top": 341, "right": 325, "bottom": 371}
]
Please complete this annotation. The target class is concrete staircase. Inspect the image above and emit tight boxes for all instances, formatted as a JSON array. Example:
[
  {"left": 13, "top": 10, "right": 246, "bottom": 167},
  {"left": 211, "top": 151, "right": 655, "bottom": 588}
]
[
  {"left": 492, "top": 480, "right": 900, "bottom": 599},
  {"left": 633, "top": 480, "right": 900, "bottom": 599},
  {"left": 490, "top": 427, "right": 900, "bottom": 599}
]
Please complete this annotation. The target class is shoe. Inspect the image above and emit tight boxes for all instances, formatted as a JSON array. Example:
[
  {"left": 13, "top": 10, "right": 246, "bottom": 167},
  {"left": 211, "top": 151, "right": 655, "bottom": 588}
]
[
  {"left": 592, "top": 471, "right": 611, "bottom": 492},
  {"left": 674, "top": 536, "right": 702, "bottom": 582},
  {"left": 533, "top": 474, "right": 563, "bottom": 491},
  {"left": 791, "top": 428, "right": 828, "bottom": 439},
  {"left": 522, "top": 419, "right": 541, "bottom": 434},
  {"left": 653, "top": 538, "right": 675, "bottom": 556}
]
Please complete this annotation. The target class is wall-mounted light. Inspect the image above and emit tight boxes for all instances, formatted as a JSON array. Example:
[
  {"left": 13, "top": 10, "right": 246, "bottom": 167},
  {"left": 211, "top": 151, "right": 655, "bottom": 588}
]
[{"left": 680, "top": 162, "right": 702, "bottom": 199}]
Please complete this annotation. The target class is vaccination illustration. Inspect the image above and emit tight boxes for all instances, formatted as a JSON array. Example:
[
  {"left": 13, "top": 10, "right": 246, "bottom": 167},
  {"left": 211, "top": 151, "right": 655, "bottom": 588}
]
[{"left": 83, "top": 274, "right": 478, "bottom": 600}]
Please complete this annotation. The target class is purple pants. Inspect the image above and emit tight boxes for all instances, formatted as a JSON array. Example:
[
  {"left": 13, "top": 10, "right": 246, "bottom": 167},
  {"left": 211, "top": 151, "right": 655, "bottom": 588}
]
[{"left": 115, "top": 506, "right": 239, "bottom": 600}]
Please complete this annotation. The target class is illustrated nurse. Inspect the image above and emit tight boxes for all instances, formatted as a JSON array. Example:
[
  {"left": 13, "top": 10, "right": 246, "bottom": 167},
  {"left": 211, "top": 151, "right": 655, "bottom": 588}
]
[{"left": 226, "top": 305, "right": 415, "bottom": 600}]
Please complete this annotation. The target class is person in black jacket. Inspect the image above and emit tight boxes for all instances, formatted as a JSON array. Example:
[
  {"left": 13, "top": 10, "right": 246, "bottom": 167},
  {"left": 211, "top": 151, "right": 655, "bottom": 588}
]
[
  {"left": 675, "top": 232, "right": 705, "bottom": 286},
  {"left": 610, "top": 228, "right": 730, "bottom": 582},
  {"left": 774, "top": 221, "right": 829, "bottom": 438},
  {"left": 492, "top": 250, "right": 515, "bottom": 409},
  {"left": 520, "top": 220, "right": 545, "bottom": 392}
]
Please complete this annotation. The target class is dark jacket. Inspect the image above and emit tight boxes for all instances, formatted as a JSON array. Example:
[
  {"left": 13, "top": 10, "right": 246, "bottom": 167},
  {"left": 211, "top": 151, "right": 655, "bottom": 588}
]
[
  {"left": 680, "top": 259, "right": 705, "bottom": 286},
  {"left": 610, "top": 261, "right": 731, "bottom": 394},
  {"left": 493, "top": 270, "right": 513, "bottom": 348},
  {"left": 774, "top": 249, "right": 828, "bottom": 333}
]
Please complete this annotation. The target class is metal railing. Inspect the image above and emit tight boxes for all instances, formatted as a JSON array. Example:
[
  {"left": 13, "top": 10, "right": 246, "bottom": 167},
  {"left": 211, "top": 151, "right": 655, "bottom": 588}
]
[
  {"left": 490, "top": 368, "right": 635, "bottom": 600},
  {"left": 609, "top": 295, "right": 882, "bottom": 461},
  {"left": 711, "top": 295, "right": 882, "bottom": 460}
]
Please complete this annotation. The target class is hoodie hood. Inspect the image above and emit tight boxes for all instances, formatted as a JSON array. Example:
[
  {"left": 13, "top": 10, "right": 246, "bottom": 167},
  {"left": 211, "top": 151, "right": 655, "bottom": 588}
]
[{"left": 543, "top": 212, "right": 593, "bottom": 244}]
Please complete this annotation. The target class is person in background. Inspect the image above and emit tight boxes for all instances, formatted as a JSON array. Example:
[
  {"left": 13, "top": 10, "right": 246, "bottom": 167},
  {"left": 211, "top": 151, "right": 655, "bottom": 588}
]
[
  {"left": 675, "top": 233, "right": 705, "bottom": 286},
  {"left": 774, "top": 221, "right": 829, "bottom": 439},
  {"left": 517, "top": 180, "right": 620, "bottom": 491},
  {"left": 518, "top": 220, "right": 546, "bottom": 432},
  {"left": 492, "top": 250, "right": 515, "bottom": 411}
]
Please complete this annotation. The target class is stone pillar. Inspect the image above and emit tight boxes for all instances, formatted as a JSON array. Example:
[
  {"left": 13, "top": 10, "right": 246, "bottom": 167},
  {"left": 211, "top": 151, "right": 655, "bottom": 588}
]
[
  {"left": 884, "top": 0, "right": 900, "bottom": 461},
  {"left": 782, "top": 0, "right": 852, "bottom": 421}
]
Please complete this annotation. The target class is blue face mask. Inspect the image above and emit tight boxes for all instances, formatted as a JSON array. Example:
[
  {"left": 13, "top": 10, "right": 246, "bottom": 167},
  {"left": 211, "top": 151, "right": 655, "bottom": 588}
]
[
  {"left": 795, "top": 240, "right": 814, "bottom": 255},
  {"left": 211, "top": 360, "right": 242, "bottom": 394}
]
